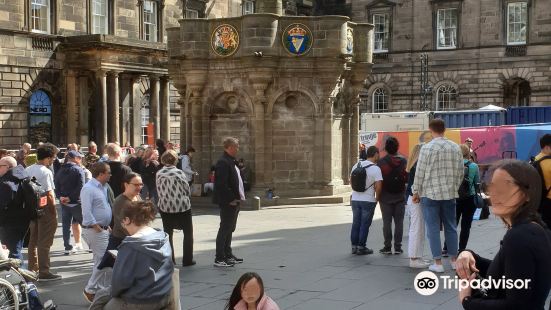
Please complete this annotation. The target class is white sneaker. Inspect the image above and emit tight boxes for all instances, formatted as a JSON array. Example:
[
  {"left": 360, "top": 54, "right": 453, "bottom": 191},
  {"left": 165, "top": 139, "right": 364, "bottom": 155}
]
[
  {"left": 409, "top": 259, "right": 430, "bottom": 269},
  {"left": 451, "top": 262, "right": 457, "bottom": 270},
  {"left": 73, "top": 243, "right": 84, "bottom": 252},
  {"left": 429, "top": 263, "right": 445, "bottom": 273}
]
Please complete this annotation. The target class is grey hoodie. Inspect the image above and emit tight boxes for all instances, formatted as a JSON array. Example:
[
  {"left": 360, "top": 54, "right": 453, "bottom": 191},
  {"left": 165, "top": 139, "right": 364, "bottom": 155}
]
[{"left": 111, "top": 229, "right": 174, "bottom": 304}]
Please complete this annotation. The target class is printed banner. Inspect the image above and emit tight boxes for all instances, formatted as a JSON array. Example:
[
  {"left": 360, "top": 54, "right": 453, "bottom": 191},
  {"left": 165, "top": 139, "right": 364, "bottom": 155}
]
[{"left": 359, "top": 123, "right": 551, "bottom": 165}]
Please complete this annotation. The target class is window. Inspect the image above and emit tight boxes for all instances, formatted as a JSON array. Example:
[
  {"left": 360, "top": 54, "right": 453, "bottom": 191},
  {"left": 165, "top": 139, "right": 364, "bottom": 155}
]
[
  {"left": 29, "top": 90, "right": 52, "bottom": 144},
  {"left": 372, "top": 88, "right": 388, "bottom": 113},
  {"left": 143, "top": 0, "right": 158, "bottom": 42},
  {"left": 437, "top": 8, "right": 457, "bottom": 49},
  {"left": 141, "top": 97, "right": 150, "bottom": 145},
  {"left": 186, "top": 9, "right": 199, "bottom": 18},
  {"left": 507, "top": 2, "right": 527, "bottom": 45},
  {"left": 92, "top": 0, "right": 108, "bottom": 34},
  {"left": 243, "top": 0, "right": 255, "bottom": 15},
  {"left": 436, "top": 85, "right": 457, "bottom": 111},
  {"left": 31, "top": 0, "right": 50, "bottom": 33},
  {"left": 373, "top": 14, "right": 389, "bottom": 53}
]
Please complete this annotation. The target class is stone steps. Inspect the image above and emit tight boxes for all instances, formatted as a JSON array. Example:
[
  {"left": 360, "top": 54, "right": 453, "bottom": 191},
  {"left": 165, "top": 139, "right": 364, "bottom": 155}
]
[{"left": 190, "top": 193, "right": 351, "bottom": 210}]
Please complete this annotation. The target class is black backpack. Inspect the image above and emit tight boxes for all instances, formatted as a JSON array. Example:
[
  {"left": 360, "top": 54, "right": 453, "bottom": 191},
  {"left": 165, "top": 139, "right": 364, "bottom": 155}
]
[
  {"left": 381, "top": 156, "right": 407, "bottom": 193},
  {"left": 458, "top": 162, "right": 473, "bottom": 200},
  {"left": 532, "top": 155, "right": 551, "bottom": 203},
  {"left": 0, "top": 176, "right": 43, "bottom": 223},
  {"left": 21, "top": 177, "right": 46, "bottom": 220},
  {"left": 351, "top": 162, "right": 375, "bottom": 192}
]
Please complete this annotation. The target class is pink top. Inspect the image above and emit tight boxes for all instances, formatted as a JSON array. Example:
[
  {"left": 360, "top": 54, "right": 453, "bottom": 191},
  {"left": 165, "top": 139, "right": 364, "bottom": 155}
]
[{"left": 234, "top": 295, "right": 280, "bottom": 310}]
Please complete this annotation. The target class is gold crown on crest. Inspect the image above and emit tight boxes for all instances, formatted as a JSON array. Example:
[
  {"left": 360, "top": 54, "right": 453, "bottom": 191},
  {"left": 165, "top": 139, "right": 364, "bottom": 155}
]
[{"left": 288, "top": 25, "right": 307, "bottom": 36}]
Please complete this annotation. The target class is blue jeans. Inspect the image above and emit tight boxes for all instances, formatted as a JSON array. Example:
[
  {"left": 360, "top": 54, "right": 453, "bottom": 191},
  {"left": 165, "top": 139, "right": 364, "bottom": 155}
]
[
  {"left": 0, "top": 225, "right": 28, "bottom": 259},
  {"left": 421, "top": 197, "right": 458, "bottom": 259},
  {"left": 61, "top": 204, "right": 83, "bottom": 250},
  {"left": 350, "top": 201, "right": 377, "bottom": 247}
]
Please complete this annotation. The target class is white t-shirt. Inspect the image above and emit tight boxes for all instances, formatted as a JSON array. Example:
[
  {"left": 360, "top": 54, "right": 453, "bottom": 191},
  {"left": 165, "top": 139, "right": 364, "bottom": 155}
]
[
  {"left": 25, "top": 164, "right": 55, "bottom": 195},
  {"left": 350, "top": 160, "right": 383, "bottom": 203}
]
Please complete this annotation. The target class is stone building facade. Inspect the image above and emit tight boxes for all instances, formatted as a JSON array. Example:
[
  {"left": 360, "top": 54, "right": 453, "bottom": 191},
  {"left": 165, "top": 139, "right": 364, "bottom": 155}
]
[
  {"left": 0, "top": 0, "right": 327, "bottom": 149},
  {"left": 351, "top": 0, "right": 551, "bottom": 114},
  {"left": 168, "top": 12, "right": 373, "bottom": 196}
]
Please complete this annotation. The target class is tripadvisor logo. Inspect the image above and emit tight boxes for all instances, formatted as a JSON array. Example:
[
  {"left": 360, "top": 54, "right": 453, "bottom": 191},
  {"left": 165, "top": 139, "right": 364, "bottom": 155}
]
[
  {"left": 414, "top": 271, "right": 439, "bottom": 296},
  {"left": 413, "top": 271, "right": 531, "bottom": 296}
]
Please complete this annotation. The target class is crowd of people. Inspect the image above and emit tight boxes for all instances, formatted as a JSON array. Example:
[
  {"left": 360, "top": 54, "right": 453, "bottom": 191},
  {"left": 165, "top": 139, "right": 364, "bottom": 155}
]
[
  {"left": 0, "top": 136, "right": 261, "bottom": 309},
  {"left": 351, "top": 119, "right": 551, "bottom": 309}
]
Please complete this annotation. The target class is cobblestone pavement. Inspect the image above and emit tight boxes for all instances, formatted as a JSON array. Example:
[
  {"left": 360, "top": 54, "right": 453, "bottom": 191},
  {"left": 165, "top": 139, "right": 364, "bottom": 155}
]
[{"left": 37, "top": 203, "right": 549, "bottom": 309}]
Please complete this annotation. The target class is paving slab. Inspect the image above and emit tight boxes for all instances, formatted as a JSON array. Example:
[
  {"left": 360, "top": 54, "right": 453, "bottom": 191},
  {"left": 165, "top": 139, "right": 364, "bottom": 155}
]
[{"left": 29, "top": 203, "right": 550, "bottom": 309}]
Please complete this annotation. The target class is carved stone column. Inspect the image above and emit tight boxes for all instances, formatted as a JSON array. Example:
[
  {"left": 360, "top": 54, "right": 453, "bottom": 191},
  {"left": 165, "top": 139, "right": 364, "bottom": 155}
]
[
  {"left": 78, "top": 74, "right": 89, "bottom": 146},
  {"left": 95, "top": 70, "right": 108, "bottom": 150},
  {"left": 160, "top": 76, "right": 171, "bottom": 141},
  {"left": 119, "top": 74, "right": 131, "bottom": 145},
  {"left": 107, "top": 71, "right": 120, "bottom": 143},
  {"left": 130, "top": 76, "right": 142, "bottom": 147},
  {"left": 149, "top": 75, "right": 160, "bottom": 141},
  {"left": 65, "top": 70, "right": 77, "bottom": 144}
]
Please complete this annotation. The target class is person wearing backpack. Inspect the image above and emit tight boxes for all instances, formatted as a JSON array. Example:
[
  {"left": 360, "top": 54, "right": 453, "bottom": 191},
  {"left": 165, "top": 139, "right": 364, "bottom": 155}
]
[
  {"left": 533, "top": 134, "right": 551, "bottom": 229},
  {"left": 377, "top": 137, "right": 408, "bottom": 255},
  {"left": 349, "top": 146, "right": 383, "bottom": 256},
  {"left": 444, "top": 144, "right": 480, "bottom": 253},
  {"left": 25, "top": 143, "right": 62, "bottom": 282},
  {"left": 0, "top": 156, "right": 30, "bottom": 260}
]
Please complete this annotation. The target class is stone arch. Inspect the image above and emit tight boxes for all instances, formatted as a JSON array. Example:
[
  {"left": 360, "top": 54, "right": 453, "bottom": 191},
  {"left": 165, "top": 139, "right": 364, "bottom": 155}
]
[
  {"left": 204, "top": 89, "right": 254, "bottom": 116},
  {"left": 363, "top": 82, "right": 392, "bottom": 113},
  {"left": 270, "top": 90, "right": 316, "bottom": 190},
  {"left": 432, "top": 80, "right": 459, "bottom": 111},
  {"left": 267, "top": 87, "right": 320, "bottom": 115}
]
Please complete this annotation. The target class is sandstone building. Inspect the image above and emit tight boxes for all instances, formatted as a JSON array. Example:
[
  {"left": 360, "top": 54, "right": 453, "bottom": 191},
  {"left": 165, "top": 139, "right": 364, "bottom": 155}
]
[
  {"left": 352, "top": 0, "right": 551, "bottom": 113},
  {"left": 0, "top": 0, "right": 337, "bottom": 149}
]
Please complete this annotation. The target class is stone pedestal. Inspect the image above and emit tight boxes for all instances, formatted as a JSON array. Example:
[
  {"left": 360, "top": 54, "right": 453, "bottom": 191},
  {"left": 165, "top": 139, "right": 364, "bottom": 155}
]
[{"left": 168, "top": 14, "right": 373, "bottom": 197}]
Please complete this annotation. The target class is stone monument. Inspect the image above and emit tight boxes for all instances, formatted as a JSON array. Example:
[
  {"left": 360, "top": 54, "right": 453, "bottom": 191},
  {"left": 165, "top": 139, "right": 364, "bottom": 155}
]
[{"left": 167, "top": 1, "right": 373, "bottom": 197}]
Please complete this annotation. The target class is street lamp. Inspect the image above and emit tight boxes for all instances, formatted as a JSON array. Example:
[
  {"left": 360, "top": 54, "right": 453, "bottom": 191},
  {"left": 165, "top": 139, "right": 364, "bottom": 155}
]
[{"left": 420, "top": 53, "right": 432, "bottom": 111}]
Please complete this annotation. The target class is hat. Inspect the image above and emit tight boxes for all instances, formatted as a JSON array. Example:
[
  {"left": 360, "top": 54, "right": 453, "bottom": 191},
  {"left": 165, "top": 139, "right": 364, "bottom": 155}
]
[
  {"left": 465, "top": 137, "right": 473, "bottom": 142},
  {"left": 67, "top": 150, "right": 83, "bottom": 159}
]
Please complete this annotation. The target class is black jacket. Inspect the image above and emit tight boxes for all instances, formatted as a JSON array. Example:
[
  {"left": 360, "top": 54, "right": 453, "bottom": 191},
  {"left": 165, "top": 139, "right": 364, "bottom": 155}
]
[
  {"left": 108, "top": 161, "right": 133, "bottom": 198},
  {"left": 462, "top": 220, "right": 551, "bottom": 310},
  {"left": 213, "top": 152, "right": 241, "bottom": 206},
  {"left": 0, "top": 167, "right": 31, "bottom": 227},
  {"left": 54, "top": 162, "right": 85, "bottom": 204}
]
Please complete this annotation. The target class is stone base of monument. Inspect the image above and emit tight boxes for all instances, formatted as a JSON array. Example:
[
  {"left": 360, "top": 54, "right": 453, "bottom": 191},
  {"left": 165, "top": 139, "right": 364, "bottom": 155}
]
[{"left": 190, "top": 192, "right": 351, "bottom": 211}]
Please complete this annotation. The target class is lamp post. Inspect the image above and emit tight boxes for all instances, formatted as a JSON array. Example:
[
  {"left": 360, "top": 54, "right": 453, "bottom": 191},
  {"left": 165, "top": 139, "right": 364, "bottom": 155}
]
[{"left": 420, "top": 53, "right": 432, "bottom": 111}]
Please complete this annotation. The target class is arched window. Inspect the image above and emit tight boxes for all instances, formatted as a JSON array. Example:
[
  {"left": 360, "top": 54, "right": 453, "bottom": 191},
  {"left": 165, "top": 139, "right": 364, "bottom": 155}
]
[
  {"left": 29, "top": 90, "right": 52, "bottom": 144},
  {"left": 141, "top": 94, "right": 150, "bottom": 145},
  {"left": 372, "top": 88, "right": 388, "bottom": 113},
  {"left": 436, "top": 85, "right": 457, "bottom": 111}
]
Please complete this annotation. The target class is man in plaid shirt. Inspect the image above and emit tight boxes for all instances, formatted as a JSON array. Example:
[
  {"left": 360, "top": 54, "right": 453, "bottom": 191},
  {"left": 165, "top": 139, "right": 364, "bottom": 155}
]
[{"left": 412, "top": 119, "right": 464, "bottom": 273}]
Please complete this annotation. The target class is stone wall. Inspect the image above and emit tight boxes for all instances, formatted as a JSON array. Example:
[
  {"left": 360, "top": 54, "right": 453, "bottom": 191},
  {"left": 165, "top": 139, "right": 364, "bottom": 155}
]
[
  {"left": 168, "top": 14, "right": 373, "bottom": 196},
  {"left": 351, "top": 0, "right": 551, "bottom": 112},
  {"left": 0, "top": 0, "right": 185, "bottom": 149}
]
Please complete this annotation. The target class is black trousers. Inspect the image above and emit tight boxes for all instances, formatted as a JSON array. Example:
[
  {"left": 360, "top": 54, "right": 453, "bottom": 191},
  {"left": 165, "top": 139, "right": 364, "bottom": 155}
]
[
  {"left": 539, "top": 198, "right": 551, "bottom": 230},
  {"left": 160, "top": 210, "right": 194, "bottom": 264},
  {"left": 444, "top": 196, "right": 478, "bottom": 252},
  {"left": 215, "top": 204, "right": 240, "bottom": 261}
]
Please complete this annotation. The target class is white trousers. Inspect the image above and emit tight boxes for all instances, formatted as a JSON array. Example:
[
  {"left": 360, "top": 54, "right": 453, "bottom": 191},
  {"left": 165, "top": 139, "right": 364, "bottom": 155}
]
[
  {"left": 82, "top": 228, "right": 112, "bottom": 294},
  {"left": 406, "top": 195, "right": 425, "bottom": 259}
]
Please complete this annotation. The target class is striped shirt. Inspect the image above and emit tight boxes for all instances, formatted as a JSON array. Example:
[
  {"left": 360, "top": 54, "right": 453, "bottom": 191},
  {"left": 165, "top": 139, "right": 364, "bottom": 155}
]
[{"left": 412, "top": 137, "right": 464, "bottom": 201}]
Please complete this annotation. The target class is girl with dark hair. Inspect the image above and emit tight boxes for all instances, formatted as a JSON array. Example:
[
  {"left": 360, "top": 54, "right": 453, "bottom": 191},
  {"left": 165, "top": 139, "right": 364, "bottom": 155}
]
[
  {"left": 456, "top": 160, "right": 551, "bottom": 309},
  {"left": 225, "top": 273, "right": 279, "bottom": 310}
]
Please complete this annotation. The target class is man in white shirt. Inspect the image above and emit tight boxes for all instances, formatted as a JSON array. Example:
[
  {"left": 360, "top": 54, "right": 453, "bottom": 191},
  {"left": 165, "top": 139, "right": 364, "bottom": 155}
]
[
  {"left": 350, "top": 146, "right": 383, "bottom": 256},
  {"left": 25, "top": 143, "right": 62, "bottom": 282}
]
